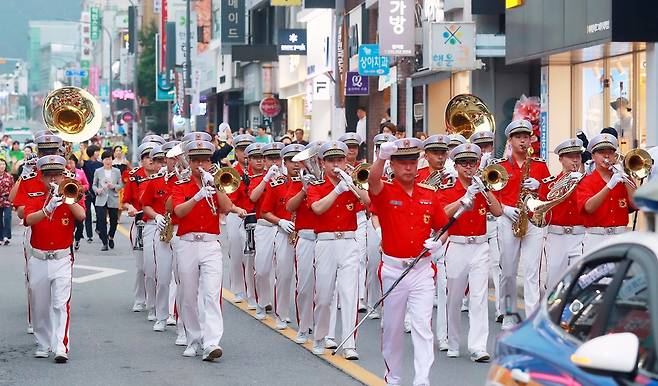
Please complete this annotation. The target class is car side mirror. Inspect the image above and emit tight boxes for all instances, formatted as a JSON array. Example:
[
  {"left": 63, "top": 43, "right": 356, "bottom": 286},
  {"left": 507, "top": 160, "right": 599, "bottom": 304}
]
[{"left": 571, "top": 333, "right": 639, "bottom": 376}]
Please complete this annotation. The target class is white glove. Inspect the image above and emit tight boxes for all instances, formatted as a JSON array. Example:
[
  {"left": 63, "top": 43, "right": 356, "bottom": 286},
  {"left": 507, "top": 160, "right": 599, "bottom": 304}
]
[
  {"left": 423, "top": 237, "right": 443, "bottom": 254},
  {"left": 378, "top": 142, "right": 398, "bottom": 160},
  {"left": 479, "top": 152, "right": 492, "bottom": 169},
  {"left": 301, "top": 173, "right": 315, "bottom": 192},
  {"left": 264, "top": 165, "right": 279, "bottom": 182},
  {"left": 606, "top": 173, "right": 625, "bottom": 190},
  {"left": 460, "top": 194, "right": 474, "bottom": 210},
  {"left": 44, "top": 195, "right": 63, "bottom": 214},
  {"left": 193, "top": 186, "right": 216, "bottom": 202},
  {"left": 155, "top": 214, "right": 167, "bottom": 231},
  {"left": 466, "top": 183, "right": 481, "bottom": 197},
  {"left": 200, "top": 168, "right": 215, "bottom": 185},
  {"left": 333, "top": 180, "right": 350, "bottom": 195},
  {"left": 159, "top": 166, "right": 168, "bottom": 174},
  {"left": 569, "top": 171, "right": 583, "bottom": 180},
  {"left": 278, "top": 219, "right": 295, "bottom": 234},
  {"left": 523, "top": 178, "right": 540, "bottom": 191},
  {"left": 503, "top": 205, "right": 520, "bottom": 222},
  {"left": 336, "top": 168, "right": 352, "bottom": 183}
]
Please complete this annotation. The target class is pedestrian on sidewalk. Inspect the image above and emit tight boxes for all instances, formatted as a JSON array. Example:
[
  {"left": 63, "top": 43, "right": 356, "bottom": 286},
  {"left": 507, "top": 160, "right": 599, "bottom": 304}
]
[
  {"left": 92, "top": 150, "right": 123, "bottom": 251},
  {"left": 0, "top": 158, "right": 14, "bottom": 245}
]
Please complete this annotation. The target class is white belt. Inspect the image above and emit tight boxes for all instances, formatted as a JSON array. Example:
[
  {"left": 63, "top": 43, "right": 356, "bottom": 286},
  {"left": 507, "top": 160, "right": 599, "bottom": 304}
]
[
  {"left": 548, "top": 225, "right": 586, "bottom": 235},
  {"left": 448, "top": 234, "right": 487, "bottom": 244},
  {"left": 586, "top": 226, "right": 628, "bottom": 235},
  {"left": 298, "top": 229, "right": 316, "bottom": 240},
  {"left": 316, "top": 231, "right": 356, "bottom": 240},
  {"left": 179, "top": 232, "right": 220, "bottom": 242},
  {"left": 256, "top": 219, "right": 275, "bottom": 227},
  {"left": 145, "top": 220, "right": 156, "bottom": 225},
  {"left": 32, "top": 248, "right": 70, "bottom": 261},
  {"left": 382, "top": 253, "right": 430, "bottom": 269}
]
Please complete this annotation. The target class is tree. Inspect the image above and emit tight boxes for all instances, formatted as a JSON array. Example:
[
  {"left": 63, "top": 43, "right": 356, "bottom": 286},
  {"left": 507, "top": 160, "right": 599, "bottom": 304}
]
[{"left": 137, "top": 22, "right": 168, "bottom": 134}]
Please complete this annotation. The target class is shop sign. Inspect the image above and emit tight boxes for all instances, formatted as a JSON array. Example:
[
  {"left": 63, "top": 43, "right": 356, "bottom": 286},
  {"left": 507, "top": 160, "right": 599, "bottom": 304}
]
[
  {"left": 278, "top": 29, "right": 307, "bottom": 55},
  {"left": 345, "top": 72, "right": 369, "bottom": 96},
  {"left": 259, "top": 97, "right": 282, "bottom": 117},
  {"left": 505, "top": 0, "right": 523, "bottom": 9},
  {"left": 378, "top": 66, "right": 397, "bottom": 91},
  {"left": 429, "top": 22, "right": 477, "bottom": 71},
  {"left": 379, "top": 0, "right": 414, "bottom": 56},
  {"left": 271, "top": 0, "right": 301, "bottom": 5},
  {"left": 80, "top": 12, "right": 92, "bottom": 61},
  {"left": 112, "top": 89, "right": 136, "bottom": 100},
  {"left": 122, "top": 112, "right": 134, "bottom": 122},
  {"left": 358, "top": 44, "right": 390, "bottom": 76},
  {"left": 175, "top": 11, "right": 197, "bottom": 65},
  {"left": 221, "top": 0, "right": 245, "bottom": 45},
  {"left": 90, "top": 7, "right": 101, "bottom": 41},
  {"left": 539, "top": 67, "right": 548, "bottom": 159}
]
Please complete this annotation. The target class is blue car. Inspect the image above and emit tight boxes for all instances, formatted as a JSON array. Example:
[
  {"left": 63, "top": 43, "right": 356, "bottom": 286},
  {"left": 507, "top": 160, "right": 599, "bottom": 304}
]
[{"left": 487, "top": 232, "right": 658, "bottom": 386}]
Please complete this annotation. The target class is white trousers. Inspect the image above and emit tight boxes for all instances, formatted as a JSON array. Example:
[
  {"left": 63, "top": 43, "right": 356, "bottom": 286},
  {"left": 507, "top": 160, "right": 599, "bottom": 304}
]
[
  {"left": 274, "top": 229, "right": 295, "bottom": 321},
  {"left": 582, "top": 233, "right": 615, "bottom": 256},
  {"left": 143, "top": 223, "right": 158, "bottom": 311},
  {"left": 225, "top": 213, "right": 247, "bottom": 296},
  {"left": 497, "top": 216, "right": 544, "bottom": 316},
  {"left": 487, "top": 218, "right": 502, "bottom": 315},
  {"left": 170, "top": 230, "right": 186, "bottom": 337},
  {"left": 130, "top": 220, "right": 146, "bottom": 305},
  {"left": 434, "top": 246, "right": 448, "bottom": 343},
  {"left": 545, "top": 232, "right": 584, "bottom": 290},
  {"left": 176, "top": 238, "right": 224, "bottom": 349},
  {"left": 295, "top": 236, "right": 315, "bottom": 332},
  {"left": 254, "top": 224, "right": 277, "bottom": 307},
  {"left": 152, "top": 234, "right": 174, "bottom": 322},
  {"left": 356, "top": 211, "right": 368, "bottom": 301},
  {"left": 380, "top": 257, "right": 435, "bottom": 386},
  {"left": 29, "top": 254, "right": 72, "bottom": 354},
  {"left": 365, "top": 219, "right": 382, "bottom": 309},
  {"left": 23, "top": 227, "right": 33, "bottom": 327},
  {"left": 313, "top": 238, "right": 359, "bottom": 349},
  {"left": 445, "top": 241, "right": 489, "bottom": 353}
]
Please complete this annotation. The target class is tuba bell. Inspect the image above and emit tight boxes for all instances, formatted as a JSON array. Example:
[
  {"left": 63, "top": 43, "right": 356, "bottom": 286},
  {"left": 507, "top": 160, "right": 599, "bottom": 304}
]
[
  {"left": 351, "top": 163, "right": 371, "bottom": 190},
  {"left": 623, "top": 148, "right": 653, "bottom": 180},
  {"left": 213, "top": 166, "right": 242, "bottom": 194},
  {"left": 57, "top": 177, "right": 84, "bottom": 204},
  {"left": 445, "top": 94, "right": 496, "bottom": 139},
  {"left": 292, "top": 143, "right": 323, "bottom": 180},
  {"left": 478, "top": 164, "right": 509, "bottom": 191},
  {"left": 43, "top": 87, "right": 102, "bottom": 143}
]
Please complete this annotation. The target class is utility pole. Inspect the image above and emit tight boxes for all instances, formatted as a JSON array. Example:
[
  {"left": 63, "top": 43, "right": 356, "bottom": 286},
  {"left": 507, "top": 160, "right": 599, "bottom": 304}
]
[{"left": 185, "top": 0, "right": 192, "bottom": 132}]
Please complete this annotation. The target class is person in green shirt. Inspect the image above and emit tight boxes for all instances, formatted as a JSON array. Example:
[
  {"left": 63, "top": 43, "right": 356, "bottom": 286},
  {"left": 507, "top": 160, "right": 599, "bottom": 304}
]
[
  {"left": 254, "top": 127, "right": 273, "bottom": 144},
  {"left": 8, "top": 141, "right": 24, "bottom": 175}
]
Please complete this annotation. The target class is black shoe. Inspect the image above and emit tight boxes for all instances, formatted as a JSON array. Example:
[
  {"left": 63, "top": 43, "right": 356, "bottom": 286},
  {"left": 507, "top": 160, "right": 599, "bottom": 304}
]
[
  {"left": 87, "top": 238, "right": 93, "bottom": 243},
  {"left": 74, "top": 240, "right": 80, "bottom": 251},
  {"left": 108, "top": 239, "right": 114, "bottom": 249},
  {"left": 101, "top": 244, "right": 109, "bottom": 251},
  {"left": 265, "top": 304, "right": 273, "bottom": 313}
]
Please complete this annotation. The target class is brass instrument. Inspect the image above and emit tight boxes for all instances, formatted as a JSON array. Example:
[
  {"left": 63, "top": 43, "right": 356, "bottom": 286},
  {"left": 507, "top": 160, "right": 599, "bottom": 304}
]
[
  {"left": 288, "top": 213, "right": 298, "bottom": 245},
  {"left": 334, "top": 167, "right": 365, "bottom": 204},
  {"left": 199, "top": 166, "right": 218, "bottom": 215},
  {"left": 512, "top": 147, "right": 534, "bottom": 237},
  {"left": 167, "top": 143, "right": 192, "bottom": 180},
  {"left": 478, "top": 164, "right": 509, "bottom": 191},
  {"left": 351, "top": 163, "right": 371, "bottom": 190},
  {"left": 604, "top": 156, "right": 638, "bottom": 189},
  {"left": 445, "top": 94, "right": 496, "bottom": 139},
  {"left": 56, "top": 177, "right": 84, "bottom": 204},
  {"left": 43, "top": 87, "right": 102, "bottom": 143},
  {"left": 471, "top": 175, "right": 492, "bottom": 205},
  {"left": 159, "top": 212, "right": 174, "bottom": 243},
  {"left": 422, "top": 169, "right": 448, "bottom": 188},
  {"left": 213, "top": 166, "right": 242, "bottom": 194},
  {"left": 292, "top": 144, "right": 323, "bottom": 180},
  {"left": 623, "top": 148, "right": 653, "bottom": 180},
  {"left": 525, "top": 172, "right": 584, "bottom": 228},
  {"left": 134, "top": 212, "right": 145, "bottom": 250}
]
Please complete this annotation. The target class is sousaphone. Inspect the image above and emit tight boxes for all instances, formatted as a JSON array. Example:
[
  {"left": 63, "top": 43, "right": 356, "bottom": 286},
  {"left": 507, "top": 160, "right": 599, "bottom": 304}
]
[
  {"left": 445, "top": 94, "right": 496, "bottom": 139},
  {"left": 42, "top": 86, "right": 102, "bottom": 143}
]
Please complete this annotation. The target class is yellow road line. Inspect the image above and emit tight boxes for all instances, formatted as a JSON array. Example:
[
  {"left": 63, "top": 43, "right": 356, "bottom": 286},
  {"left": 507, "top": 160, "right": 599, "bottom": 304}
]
[
  {"left": 222, "top": 288, "right": 386, "bottom": 386},
  {"left": 116, "top": 224, "right": 385, "bottom": 385}
]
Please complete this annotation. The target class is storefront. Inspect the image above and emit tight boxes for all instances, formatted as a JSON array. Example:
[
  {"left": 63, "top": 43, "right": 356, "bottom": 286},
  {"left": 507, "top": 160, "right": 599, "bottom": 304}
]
[{"left": 506, "top": 0, "right": 658, "bottom": 166}]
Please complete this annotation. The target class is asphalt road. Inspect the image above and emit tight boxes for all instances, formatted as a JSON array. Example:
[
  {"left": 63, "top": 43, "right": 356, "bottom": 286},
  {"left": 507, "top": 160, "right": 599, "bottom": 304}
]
[{"left": 0, "top": 214, "right": 504, "bottom": 386}]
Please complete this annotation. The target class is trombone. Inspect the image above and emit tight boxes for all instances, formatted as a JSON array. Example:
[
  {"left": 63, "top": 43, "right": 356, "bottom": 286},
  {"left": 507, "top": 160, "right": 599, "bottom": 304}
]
[
  {"left": 351, "top": 163, "right": 370, "bottom": 190},
  {"left": 477, "top": 164, "right": 509, "bottom": 192},
  {"left": 334, "top": 167, "right": 365, "bottom": 204}
]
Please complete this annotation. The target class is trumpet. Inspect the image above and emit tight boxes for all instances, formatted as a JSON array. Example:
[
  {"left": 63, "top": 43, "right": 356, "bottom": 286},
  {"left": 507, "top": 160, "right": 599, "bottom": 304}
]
[
  {"left": 471, "top": 175, "right": 492, "bottom": 205},
  {"left": 199, "top": 167, "right": 218, "bottom": 215},
  {"left": 49, "top": 177, "right": 84, "bottom": 204},
  {"left": 334, "top": 167, "right": 365, "bottom": 204},
  {"left": 213, "top": 166, "right": 242, "bottom": 194},
  {"left": 604, "top": 157, "right": 637, "bottom": 189},
  {"left": 351, "top": 163, "right": 371, "bottom": 190},
  {"left": 622, "top": 148, "right": 653, "bottom": 180}
]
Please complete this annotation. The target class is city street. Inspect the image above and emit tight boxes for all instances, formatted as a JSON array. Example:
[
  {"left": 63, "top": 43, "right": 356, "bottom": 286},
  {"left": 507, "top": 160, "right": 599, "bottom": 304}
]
[{"left": 1, "top": 215, "right": 501, "bottom": 386}]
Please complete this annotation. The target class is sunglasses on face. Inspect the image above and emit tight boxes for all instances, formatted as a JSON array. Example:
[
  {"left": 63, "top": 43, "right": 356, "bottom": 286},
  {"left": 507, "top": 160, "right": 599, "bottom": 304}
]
[{"left": 456, "top": 159, "right": 478, "bottom": 167}]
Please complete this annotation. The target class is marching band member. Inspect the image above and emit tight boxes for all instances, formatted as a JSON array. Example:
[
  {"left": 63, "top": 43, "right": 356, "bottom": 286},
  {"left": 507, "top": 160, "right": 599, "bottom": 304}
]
[
  {"left": 416, "top": 134, "right": 450, "bottom": 183},
  {"left": 470, "top": 131, "right": 503, "bottom": 322},
  {"left": 23, "top": 155, "right": 86, "bottom": 363},
  {"left": 494, "top": 120, "right": 550, "bottom": 329},
  {"left": 307, "top": 141, "right": 370, "bottom": 359},
  {"left": 249, "top": 142, "right": 285, "bottom": 319},
  {"left": 577, "top": 134, "right": 636, "bottom": 254},
  {"left": 539, "top": 138, "right": 585, "bottom": 290},
  {"left": 10, "top": 133, "right": 63, "bottom": 335},
  {"left": 141, "top": 144, "right": 175, "bottom": 332},
  {"left": 224, "top": 134, "right": 255, "bottom": 304},
  {"left": 242, "top": 143, "right": 266, "bottom": 309},
  {"left": 261, "top": 144, "right": 305, "bottom": 329},
  {"left": 172, "top": 139, "right": 232, "bottom": 361},
  {"left": 338, "top": 133, "right": 369, "bottom": 312},
  {"left": 285, "top": 141, "right": 321, "bottom": 343},
  {"left": 122, "top": 140, "right": 160, "bottom": 314},
  {"left": 444, "top": 134, "right": 466, "bottom": 179},
  {"left": 441, "top": 143, "right": 502, "bottom": 362},
  {"left": 368, "top": 138, "right": 448, "bottom": 385}
]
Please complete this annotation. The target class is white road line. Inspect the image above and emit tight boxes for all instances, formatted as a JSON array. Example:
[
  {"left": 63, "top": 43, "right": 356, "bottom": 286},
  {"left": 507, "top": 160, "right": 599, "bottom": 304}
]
[{"left": 73, "top": 264, "right": 126, "bottom": 284}]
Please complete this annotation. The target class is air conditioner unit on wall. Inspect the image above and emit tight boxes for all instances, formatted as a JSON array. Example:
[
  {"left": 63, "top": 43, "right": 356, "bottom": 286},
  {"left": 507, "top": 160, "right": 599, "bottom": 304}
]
[{"left": 413, "top": 103, "right": 424, "bottom": 121}]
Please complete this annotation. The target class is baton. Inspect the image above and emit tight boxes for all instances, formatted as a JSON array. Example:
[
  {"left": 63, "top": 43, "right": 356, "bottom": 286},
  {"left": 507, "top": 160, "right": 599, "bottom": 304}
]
[{"left": 332, "top": 205, "right": 466, "bottom": 355}]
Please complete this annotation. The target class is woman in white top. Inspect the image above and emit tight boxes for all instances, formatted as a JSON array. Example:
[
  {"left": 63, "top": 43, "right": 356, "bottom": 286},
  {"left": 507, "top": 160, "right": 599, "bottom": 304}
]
[{"left": 93, "top": 150, "right": 123, "bottom": 251}]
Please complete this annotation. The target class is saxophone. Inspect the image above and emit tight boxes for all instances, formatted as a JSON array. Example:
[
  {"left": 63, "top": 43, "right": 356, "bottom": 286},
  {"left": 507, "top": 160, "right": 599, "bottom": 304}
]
[
  {"left": 512, "top": 146, "right": 534, "bottom": 237},
  {"left": 288, "top": 212, "right": 298, "bottom": 245},
  {"left": 159, "top": 212, "right": 174, "bottom": 243}
]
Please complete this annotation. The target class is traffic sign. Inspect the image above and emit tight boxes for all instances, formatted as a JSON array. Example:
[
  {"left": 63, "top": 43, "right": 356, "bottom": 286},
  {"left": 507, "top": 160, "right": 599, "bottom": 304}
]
[
  {"left": 65, "top": 69, "right": 89, "bottom": 78},
  {"left": 358, "top": 44, "right": 390, "bottom": 76}
]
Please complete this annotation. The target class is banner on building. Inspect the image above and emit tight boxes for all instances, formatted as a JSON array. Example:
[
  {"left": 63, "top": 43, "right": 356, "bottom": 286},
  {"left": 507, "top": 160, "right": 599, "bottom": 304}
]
[
  {"left": 429, "top": 22, "right": 478, "bottom": 71},
  {"left": 175, "top": 11, "right": 197, "bottom": 65},
  {"left": 90, "top": 7, "right": 101, "bottom": 41},
  {"left": 358, "top": 44, "right": 390, "bottom": 76},
  {"left": 80, "top": 11, "right": 92, "bottom": 61},
  {"left": 335, "top": 11, "right": 347, "bottom": 107},
  {"left": 378, "top": 0, "right": 414, "bottom": 56},
  {"left": 271, "top": 0, "right": 301, "bottom": 5},
  {"left": 221, "top": 0, "right": 245, "bottom": 45},
  {"left": 345, "top": 72, "right": 369, "bottom": 96},
  {"left": 155, "top": 33, "right": 175, "bottom": 101},
  {"left": 278, "top": 29, "right": 307, "bottom": 55}
]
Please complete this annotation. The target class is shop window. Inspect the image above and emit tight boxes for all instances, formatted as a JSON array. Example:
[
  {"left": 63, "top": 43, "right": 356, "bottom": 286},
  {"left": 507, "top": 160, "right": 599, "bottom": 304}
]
[
  {"left": 638, "top": 52, "right": 647, "bottom": 147},
  {"left": 606, "top": 54, "right": 633, "bottom": 152},
  {"left": 573, "top": 59, "right": 605, "bottom": 141}
]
